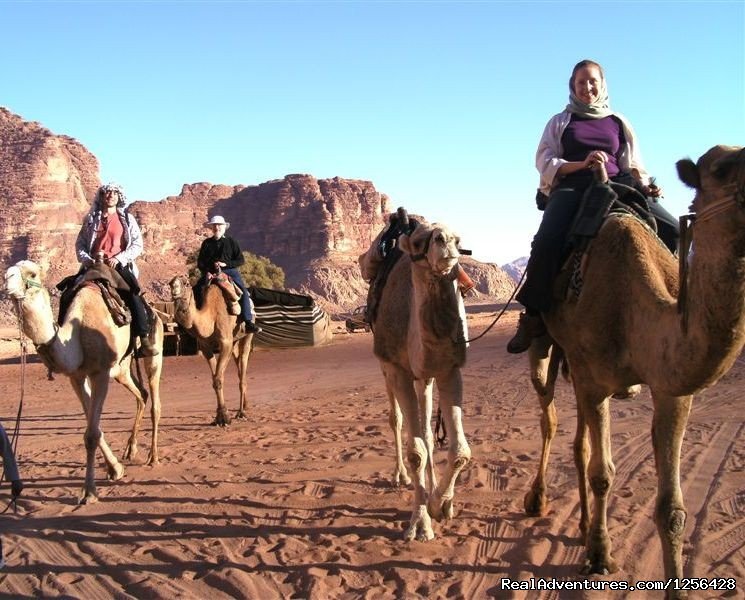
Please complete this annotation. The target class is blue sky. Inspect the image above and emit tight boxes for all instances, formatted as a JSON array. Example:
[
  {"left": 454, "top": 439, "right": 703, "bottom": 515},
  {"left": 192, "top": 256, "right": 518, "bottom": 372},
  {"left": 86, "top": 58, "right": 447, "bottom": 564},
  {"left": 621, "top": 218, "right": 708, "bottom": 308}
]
[{"left": 2, "top": 0, "right": 743, "bottom": 264}]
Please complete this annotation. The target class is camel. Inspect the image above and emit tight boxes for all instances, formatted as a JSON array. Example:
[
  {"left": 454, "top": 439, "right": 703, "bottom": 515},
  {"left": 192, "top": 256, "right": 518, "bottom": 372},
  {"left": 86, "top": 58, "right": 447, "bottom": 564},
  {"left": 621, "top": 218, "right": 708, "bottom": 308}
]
[
  {"left": 4, "top": 260, "right": 164, "bottom": 504},
  {"left": 169, "top": 275, "right": 254, "bottom": 426},
  {"left": 522, "top": 145, "right": 745, "bottom": 595},
  {"left": 361, "top": 219, "right": 471, "bottom": 540}
]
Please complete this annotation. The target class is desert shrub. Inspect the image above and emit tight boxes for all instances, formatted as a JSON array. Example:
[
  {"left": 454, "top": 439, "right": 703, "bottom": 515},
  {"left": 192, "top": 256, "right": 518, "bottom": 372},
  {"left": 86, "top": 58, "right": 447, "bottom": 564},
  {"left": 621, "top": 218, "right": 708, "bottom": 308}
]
[{"left": 186, "top": 250, "right": 285, "bottom": 289}]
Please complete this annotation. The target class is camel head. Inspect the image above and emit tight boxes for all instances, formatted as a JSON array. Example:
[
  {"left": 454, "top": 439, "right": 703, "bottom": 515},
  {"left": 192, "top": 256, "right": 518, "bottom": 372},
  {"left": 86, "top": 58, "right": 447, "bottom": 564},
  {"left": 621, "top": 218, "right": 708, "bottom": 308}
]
[
  {"left": 4, "top": 260, "right": 55, "bottom": 335},
  {"left": 677, "top": 145, "right": 745, "bottom": 216},
  {"left": 169, "top": 275, "right": 191, "bottom": 301},
  {"left": 399, "top": 223, "right": 462, "bottom": 278}
]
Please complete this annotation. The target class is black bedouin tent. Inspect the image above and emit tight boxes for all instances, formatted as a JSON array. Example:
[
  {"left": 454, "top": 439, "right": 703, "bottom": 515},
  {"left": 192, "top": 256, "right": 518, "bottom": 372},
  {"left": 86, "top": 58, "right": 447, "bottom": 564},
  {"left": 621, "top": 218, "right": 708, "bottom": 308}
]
[{"left": 250, "top": 287, "right": 332, "bottom": 347}]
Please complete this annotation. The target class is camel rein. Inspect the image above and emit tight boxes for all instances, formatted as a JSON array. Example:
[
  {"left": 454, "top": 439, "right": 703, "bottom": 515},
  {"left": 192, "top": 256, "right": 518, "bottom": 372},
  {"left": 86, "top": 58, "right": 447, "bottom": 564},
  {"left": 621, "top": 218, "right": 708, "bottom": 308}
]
[
  {"left": 458, "top": 267, "right": 526, "bottom": 345},
  {"left": 2, "top": 299, "right": 27, "bottom": 514}
]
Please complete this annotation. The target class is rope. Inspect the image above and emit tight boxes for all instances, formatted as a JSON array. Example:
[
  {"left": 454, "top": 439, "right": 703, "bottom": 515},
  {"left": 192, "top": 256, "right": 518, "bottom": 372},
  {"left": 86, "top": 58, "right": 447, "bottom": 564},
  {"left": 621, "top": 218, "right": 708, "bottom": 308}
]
[
  {"left": 459, "top": 267, "right": 527, "bottom": 345},
  {"left": 1, "top": 301, "right": 26, "bottom": 514}
]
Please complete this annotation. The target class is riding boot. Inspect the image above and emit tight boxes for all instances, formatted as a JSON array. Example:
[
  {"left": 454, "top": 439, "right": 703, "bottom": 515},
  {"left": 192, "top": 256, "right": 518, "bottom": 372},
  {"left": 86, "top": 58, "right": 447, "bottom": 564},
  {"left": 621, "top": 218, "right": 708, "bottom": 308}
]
[{"left": 506, "top": 312, "right": 546, "bottom": 354}]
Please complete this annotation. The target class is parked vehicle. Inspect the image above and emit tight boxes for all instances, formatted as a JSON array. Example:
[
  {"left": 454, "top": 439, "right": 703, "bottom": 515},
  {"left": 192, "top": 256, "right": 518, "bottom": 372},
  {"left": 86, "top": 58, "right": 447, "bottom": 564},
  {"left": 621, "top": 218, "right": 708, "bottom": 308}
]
[{"left": 345, "top": 305, "right": 371, "bottom": 333}]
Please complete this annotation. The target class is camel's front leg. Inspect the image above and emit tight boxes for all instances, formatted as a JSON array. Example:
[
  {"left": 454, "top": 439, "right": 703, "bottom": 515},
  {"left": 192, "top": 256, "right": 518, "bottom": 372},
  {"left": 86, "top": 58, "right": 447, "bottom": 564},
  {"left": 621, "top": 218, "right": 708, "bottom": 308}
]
[
  {"left": 524, "top": 338, "right": 559, "bottom": 516},
  {"left": 416, "top": 378, "right": 437, "bottom": 493},
  {"left": 383, "top": 363, "right": 433, "bottom": 541},
  {"left": 579, "top": 389, "right": 617, "bottom": 575},
  {"left": 652, "top": 393, "right": 692, "bottom": 599},
  {"left": 233, "top": 336, "right": 252, "bottom": 420},
  {"left": 384, "top": 375, "right": 410, "bottom": 487},
  {"left": 574, "top": 403, "right": 590, "bottom": 540},
  {"left": 78, "top": 372, "right": 112, "bottom": 504},
  {"left": 206, "top": 347, "right": 231, "bottom": 426},
  {"left": 428, "top": 369, "right": 470, "bottom": 522},
  {"left": 70, "top": 375, "right": 124, "bottom": 490}
]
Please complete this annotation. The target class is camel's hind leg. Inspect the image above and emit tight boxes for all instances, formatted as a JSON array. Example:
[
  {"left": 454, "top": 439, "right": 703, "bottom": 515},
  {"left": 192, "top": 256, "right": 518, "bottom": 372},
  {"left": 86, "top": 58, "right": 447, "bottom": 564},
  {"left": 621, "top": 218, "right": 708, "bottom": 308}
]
[
  {"left": 577, "top": 386, "right": 617, "bottom": 575},
  {"left": 383, "top": 373, "right": 410, "bottom": 487},
  {"left": 70, "top": 375, "right": 124, "bottom": 497},
  {"left": 141, "top": 322, "right": 164, "bottom": 464},
  {"left": 114, "top": 355, "right": 147, "bottom": 462},
  {"left": 651, "top": 393, "right": 692, "bottom": 599},
  {"left": 383, "top": 363, "right": 433, "bottom": 541},
  {"left": 524, "top": 336, "right": 560, "bottom": 516},
  {"left": 232, "top": 336, "right": 253, "bottom": 421},
  {"left": 428, "top": 368, "right": 471, "bottom": 523},
  {"left": 574, "top": 403, "right": 590, "bottom": 540}
]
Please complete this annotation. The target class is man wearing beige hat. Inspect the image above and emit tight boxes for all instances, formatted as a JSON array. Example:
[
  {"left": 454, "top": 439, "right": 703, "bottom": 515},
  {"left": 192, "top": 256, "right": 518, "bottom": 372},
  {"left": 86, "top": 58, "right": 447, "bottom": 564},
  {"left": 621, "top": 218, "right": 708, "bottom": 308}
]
[{"left": 196, "top": 215, "right": 261, "bottom": 334}]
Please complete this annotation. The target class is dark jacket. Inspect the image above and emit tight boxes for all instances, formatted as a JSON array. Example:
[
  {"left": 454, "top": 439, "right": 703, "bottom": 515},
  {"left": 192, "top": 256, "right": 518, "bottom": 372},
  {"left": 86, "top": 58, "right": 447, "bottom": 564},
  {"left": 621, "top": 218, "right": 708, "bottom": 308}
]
[{"left": 197, "top": 235, "right": 245, "bottom": 274}]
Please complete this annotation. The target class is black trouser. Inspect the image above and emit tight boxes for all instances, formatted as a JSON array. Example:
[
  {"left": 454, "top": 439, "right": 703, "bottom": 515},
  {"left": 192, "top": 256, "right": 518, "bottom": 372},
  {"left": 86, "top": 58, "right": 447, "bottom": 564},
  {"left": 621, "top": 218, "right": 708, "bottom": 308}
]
[
  {"left": 516, "top": 179, "right": 680, "bottom": 313},
  {"left": 115, "top": 265, "right": 150, "bottom": 338}
]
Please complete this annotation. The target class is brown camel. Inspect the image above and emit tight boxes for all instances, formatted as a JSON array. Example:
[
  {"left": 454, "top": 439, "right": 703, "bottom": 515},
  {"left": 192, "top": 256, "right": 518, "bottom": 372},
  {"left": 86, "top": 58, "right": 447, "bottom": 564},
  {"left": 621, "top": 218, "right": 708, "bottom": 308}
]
[
  {"left": 523, "top": 145, "right": 745, "bottom": 595},
  {"left": 361, "top": 219, "right": 471, "bottom": 540},
  {"left": 169, "top": 275, "right": 254, "bottom": 426},
  {"left": 4, "top": 260, "right": 164, "bottom": 504}
]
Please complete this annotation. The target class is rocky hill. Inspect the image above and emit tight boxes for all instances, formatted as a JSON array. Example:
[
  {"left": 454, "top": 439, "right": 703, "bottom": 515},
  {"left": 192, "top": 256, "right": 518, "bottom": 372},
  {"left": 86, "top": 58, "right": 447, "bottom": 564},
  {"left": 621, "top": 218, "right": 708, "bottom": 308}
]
[{"left": 0, "top": 107, "right": 517, "bottom": 321}]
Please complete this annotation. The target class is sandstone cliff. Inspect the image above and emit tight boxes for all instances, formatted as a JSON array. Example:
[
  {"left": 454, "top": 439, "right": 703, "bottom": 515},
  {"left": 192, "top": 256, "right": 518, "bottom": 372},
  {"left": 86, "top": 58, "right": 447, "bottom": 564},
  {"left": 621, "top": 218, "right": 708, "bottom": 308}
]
[
  {"left": 0, "top": 107, "right": 99, "bottom": 283},
  {"left": 0, "top": 108, "right": 517, "bottom": 323}
]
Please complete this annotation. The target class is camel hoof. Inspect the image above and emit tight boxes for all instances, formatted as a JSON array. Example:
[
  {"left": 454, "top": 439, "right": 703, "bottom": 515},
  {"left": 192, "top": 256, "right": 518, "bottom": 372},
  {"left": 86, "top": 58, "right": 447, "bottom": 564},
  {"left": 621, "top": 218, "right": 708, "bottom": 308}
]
[
  {"left": 146, "top": 455, "right": 160, "bottom": 466},
  {"left": 107, "top": 463, "right": 125, "bottom": 481},
  {"left": 523, "top": 489, "right": 548, "bottom": 516},
  {"left": 211, "top": 415, "right": 231, "bottom": 427},
  {"left": 580, "top": 554, "right": 618, "bottom": 575},
  {"left": 234, "top": 411, "right": 248, "bottom": 421},
  {"left": 122, "top": 443, "right": 138, "bottom": 461},
  {"left": 393, "top": 471, "right": 412, "bottom": 487},
  {"left": 427, "top": 495, "right": 454, "bottom": 521},
  {"left": 442, "top": 498, "right": 454, "bottom": 520},
  {"left": 78, "top": 491, "right": 99, "bottom": 505}
]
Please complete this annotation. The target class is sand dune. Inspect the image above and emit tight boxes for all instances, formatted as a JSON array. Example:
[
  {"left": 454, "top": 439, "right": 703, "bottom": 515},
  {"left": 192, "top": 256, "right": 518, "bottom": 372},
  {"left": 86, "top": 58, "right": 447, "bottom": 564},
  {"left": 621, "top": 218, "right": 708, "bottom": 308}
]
[{"left": 0, "top": 307, "right": 742, "bottom": 598}]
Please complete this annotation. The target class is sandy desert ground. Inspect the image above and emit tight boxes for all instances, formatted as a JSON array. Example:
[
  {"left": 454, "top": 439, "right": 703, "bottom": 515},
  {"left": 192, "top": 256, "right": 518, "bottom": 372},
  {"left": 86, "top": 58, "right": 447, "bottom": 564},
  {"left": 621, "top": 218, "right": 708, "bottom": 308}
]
[{"left": 0, "top": 306, "right": 743, "bottom": 599}]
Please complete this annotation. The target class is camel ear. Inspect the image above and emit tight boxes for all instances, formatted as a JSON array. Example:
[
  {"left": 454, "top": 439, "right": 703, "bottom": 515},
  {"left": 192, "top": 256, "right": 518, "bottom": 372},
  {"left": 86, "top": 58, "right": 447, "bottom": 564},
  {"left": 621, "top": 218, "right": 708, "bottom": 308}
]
[
  {"left": 398, "top": 234, "right": 413, "bottom": 255},
  {"left": 676, "top": 158, "right": 700, "bottom": 189}
]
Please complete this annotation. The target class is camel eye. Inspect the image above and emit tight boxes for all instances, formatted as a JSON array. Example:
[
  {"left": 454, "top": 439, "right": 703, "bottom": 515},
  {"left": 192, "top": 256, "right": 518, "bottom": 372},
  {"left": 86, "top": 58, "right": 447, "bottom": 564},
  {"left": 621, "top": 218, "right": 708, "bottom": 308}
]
[{"left": 435, "top": 233, "right": 445, "bottom": 244}]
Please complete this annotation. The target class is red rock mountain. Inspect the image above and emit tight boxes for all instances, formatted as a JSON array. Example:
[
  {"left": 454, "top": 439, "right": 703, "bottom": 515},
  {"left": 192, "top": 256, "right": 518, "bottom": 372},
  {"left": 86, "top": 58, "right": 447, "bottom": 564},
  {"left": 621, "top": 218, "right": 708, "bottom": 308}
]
[{"left": 0, "top": 107, "right": 516, "bottom": 319}]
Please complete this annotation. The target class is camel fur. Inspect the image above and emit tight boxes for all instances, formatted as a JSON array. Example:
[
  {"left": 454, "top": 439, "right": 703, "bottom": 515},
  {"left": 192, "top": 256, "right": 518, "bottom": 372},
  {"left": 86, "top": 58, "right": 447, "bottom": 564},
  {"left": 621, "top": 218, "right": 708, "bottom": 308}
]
[
  {"left": 4, "top": 260, "right": 164, "bottom": 504},
  {"left": 361, "top": 220, "right": 471, "bottom": 541},
  {"left": 169, "top": 276, "right": 254, "bottom": 426},
  {"left": 524, "top": 145, "right": 745, "bottom": 596}
]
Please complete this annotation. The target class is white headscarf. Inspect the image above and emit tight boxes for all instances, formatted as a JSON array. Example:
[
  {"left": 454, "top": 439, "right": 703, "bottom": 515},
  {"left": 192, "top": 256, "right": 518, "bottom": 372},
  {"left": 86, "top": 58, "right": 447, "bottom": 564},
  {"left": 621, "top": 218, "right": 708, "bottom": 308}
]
[{"left": 565, "top": 61, "right": 613, "bottom": 119}]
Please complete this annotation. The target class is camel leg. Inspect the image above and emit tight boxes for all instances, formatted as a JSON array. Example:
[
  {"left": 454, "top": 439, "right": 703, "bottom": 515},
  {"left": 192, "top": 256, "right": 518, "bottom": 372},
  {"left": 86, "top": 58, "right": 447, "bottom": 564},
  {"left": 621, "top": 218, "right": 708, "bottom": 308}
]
[
  {"left": 205, "top": 348, "right": 231, "bottom": 426},
  {"left": 143, "top": 344, "right": 164, "bottom": 465},
  {"left": 384, "top": 375, "right": 411, "bottom": 487},
  {"left": 76, "top": 372, "right": 113, "bottom": 504},
  {"left": 113, "top": 355, "right": 147, "bottom": 462},
  {"left": 233, "top": 337, "right": 252, "bottom": 420},
  {"left": 70, "top": 375, "right": 124, "bottom": 488},
  {"left": 573, "top": 403, "right": 590, "bottom": 541},
  {"left": 384, "top": 363, "right": 433, "bottom": 541},
  {"left": 416, "top": 378, "right": 437, "bottom": 493},
  {"left": 652, "top": 393, "right": 692, "bottom": 599},
  {"left": 524, "top": 339, "right": 560, "bottom": 516},
  {"left": 428, "top": 369, "right": 471, "bottom": 522},
  {"left": 579, "top": 389, "right": 617, "bottom": 575}
]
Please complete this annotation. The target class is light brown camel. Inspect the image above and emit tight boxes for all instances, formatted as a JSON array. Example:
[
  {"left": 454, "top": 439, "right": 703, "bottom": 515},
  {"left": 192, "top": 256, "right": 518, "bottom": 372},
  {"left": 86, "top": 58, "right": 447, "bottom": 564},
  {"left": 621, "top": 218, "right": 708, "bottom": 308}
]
[
  {"left": 523, "top": 145, "right": 745, "bottom": 595},
  {"left": 4, "top": 260, "right": 164, "bottom": 504},
  {"left": 169, "top": 275, "right": 254, "bottom": 426},
  {"left": 361, "top": 219, "right": 471, "bottom": 540}
]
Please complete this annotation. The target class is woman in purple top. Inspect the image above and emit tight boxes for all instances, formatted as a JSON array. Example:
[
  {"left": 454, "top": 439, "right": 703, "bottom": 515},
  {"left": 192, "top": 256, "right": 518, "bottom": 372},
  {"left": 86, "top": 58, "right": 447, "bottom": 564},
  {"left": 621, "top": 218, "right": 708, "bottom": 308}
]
[{"left": 507, "top": 59, "right": 679, "bottom": 354}]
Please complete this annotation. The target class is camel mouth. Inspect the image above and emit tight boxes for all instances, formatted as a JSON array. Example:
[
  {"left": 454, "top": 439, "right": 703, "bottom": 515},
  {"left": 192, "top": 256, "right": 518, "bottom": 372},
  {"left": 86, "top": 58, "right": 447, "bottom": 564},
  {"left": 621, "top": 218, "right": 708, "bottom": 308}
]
[{"left": 434, "top": 259, "right": 459, "bottom": 277}]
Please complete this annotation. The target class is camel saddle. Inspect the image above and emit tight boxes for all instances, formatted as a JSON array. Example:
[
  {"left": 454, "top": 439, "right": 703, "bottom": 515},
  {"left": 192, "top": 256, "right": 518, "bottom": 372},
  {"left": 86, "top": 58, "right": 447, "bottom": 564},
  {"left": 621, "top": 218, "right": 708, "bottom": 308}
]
[
  {"left": 554, "top": 179, "right": 658, "bottom": 303},
  {"left": 365, "top": 209, "right": 421, "bottom": 326},
  {"left": 198, "top": 271, "right": 242, "bottom": 315},
  {"left": 56, "top": 264, "right": 133, "bottom": 326}
]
